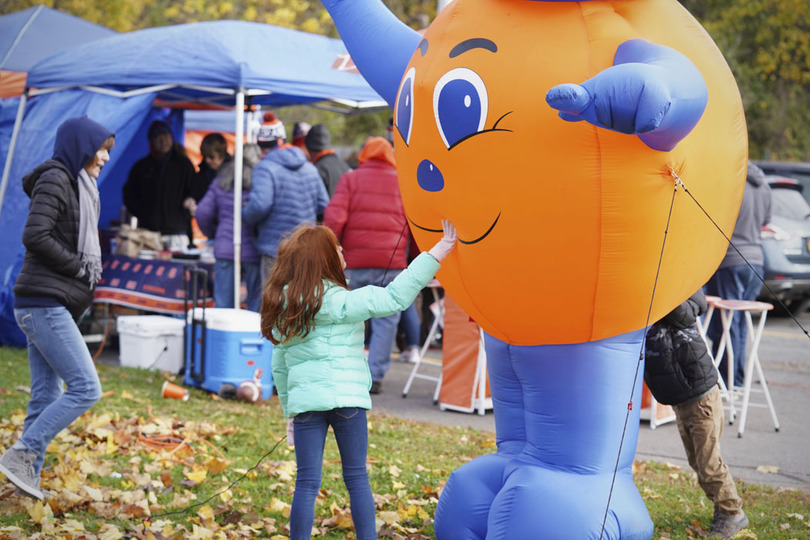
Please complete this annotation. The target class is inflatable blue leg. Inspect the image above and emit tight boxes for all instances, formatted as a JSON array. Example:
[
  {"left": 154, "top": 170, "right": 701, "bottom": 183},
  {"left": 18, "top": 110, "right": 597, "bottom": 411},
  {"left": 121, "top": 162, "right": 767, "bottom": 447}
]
[{"left": 434, "top": 330, "right": 654, "bottom": 540}]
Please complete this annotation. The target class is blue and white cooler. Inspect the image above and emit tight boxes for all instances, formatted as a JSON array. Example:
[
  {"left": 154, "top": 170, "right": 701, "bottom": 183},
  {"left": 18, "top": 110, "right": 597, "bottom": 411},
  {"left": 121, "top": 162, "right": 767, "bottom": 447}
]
[{"left": 185, "top": 308, "right": 273, "bottom": 399}]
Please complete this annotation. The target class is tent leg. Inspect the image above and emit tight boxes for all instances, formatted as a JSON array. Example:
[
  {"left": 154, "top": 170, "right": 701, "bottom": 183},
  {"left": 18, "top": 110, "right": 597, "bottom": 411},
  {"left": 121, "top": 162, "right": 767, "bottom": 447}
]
[
  {"left": 232, "top": 89, "right": 245, "bottom": 309},
  {"left": 0, "top": 92, "right": 28, "bottom": 217}
]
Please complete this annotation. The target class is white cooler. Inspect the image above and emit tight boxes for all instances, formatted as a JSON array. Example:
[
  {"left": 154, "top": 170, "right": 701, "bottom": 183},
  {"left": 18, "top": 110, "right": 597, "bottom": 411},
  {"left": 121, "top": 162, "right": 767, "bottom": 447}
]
[{"left": 117, "top": 315, "right": 185, "bottom": 373}]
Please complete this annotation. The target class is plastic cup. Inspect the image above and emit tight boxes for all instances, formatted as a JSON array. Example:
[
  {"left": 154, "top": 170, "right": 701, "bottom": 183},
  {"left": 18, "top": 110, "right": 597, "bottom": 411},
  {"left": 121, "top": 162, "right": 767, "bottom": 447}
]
[{"left": 161, "top": 381, "right": 189, "bottom": 401}]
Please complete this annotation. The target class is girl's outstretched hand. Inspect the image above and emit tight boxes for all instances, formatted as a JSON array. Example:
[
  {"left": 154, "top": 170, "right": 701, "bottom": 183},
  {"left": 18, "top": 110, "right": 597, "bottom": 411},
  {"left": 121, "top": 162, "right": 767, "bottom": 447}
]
[{"left": 428, "top": 220, "right": 457, "bottom": 263}]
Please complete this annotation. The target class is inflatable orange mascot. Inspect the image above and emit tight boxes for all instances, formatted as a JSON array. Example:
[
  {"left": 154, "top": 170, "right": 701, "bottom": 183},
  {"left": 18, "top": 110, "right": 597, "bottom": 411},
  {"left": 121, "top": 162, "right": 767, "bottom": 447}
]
[{"left": 321, "top": 0, "right": 747, "bottom": 538}]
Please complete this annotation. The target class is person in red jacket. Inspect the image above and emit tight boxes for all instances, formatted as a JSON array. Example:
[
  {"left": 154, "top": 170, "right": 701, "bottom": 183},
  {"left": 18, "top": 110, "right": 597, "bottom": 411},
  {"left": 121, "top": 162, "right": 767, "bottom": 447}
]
[{"left": 323, "top": 137, "right": 409, "bottom": 393}]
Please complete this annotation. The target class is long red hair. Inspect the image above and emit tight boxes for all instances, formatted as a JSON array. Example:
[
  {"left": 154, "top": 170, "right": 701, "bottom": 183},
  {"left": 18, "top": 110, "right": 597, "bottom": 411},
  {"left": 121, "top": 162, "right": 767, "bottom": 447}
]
[{"left": 260, "top": 225, "right": 348, "bottom": 345}]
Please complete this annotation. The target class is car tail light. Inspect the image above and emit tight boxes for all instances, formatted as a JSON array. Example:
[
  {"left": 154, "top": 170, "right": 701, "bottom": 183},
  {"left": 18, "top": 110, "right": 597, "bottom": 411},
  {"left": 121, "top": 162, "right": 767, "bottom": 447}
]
[{"left": 761, "top": 224, "right": 790, "bottom": 241}]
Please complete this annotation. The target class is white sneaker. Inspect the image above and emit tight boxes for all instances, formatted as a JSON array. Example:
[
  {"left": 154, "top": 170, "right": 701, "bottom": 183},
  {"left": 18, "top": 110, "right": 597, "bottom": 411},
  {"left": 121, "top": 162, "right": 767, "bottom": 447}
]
[{"left": 398, "top": 347, "right": 420, "bottom": 364}]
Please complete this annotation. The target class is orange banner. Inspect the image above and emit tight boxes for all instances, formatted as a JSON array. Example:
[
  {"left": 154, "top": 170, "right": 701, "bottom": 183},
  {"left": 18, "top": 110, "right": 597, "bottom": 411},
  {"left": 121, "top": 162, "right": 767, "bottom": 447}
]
[{"left": 439, "top": 295, "right": 490, "bottom": 413}]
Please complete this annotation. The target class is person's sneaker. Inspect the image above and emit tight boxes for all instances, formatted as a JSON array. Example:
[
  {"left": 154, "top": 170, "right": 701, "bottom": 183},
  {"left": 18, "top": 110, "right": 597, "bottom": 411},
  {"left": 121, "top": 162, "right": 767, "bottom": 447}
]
[
  {"left": 370, "top": 381, "right": 382, "bottom": 395},
  {"left": 397, "top": 347, "right": 420, "bottom": 364},
  {"left": 0, "top": 447, "right": 44, "bottom": 500},
  {"left": 709, "top": 510, "right": 749, "bottom": 538}
]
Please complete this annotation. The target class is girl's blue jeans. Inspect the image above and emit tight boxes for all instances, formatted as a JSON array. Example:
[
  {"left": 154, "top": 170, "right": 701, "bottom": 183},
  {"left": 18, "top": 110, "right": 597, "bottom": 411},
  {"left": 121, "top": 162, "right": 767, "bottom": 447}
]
[
  {"left": 13, "top": 306, "right": 102, "bottom": 476},
  {"left": 290, "top": 407, "right": 376, "bottom": 540}
]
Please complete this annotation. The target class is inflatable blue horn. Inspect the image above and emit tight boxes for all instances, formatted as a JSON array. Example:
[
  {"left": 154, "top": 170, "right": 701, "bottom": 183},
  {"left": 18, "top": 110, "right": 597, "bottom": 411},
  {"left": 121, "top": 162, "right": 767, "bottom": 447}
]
[{"left": 323, "top": 0, "right": 421, "bottom": 107}]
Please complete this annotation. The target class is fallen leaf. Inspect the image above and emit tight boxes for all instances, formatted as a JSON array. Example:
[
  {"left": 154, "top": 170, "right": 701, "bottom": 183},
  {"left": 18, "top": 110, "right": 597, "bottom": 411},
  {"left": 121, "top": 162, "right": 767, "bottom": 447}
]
[
  {"left": 380, "top": 510, "right": 400, "bottom": 525},
  {"left": 57, "top": 518, "right": 86, "bottom": 532},
  {"left": 84, "top": 485, "right": 104, "bottom": 502},
  {"left": 185, "top": 467, "right": 208, "bottom": 483},
  {"left": 205, "top": 457, "right": 227, "bottom": 474},
  {"left": 25, "top": 500, "right": 53, "bottom": 525},
  {"left": 189, "top": 523, "right": 215, "bottom": 539},
  {"left": 160, "top": 470, "right": 173, "bottom": 487},
  {"left": 96, "top": 523, "right": 124, "bottom": 540},
  {"left": 221, "top": 510, "right": 243, "bottom": 526},
  {"left": 198, "top": 504, "right": 216, "bottom": 523},
  {"left": 756, "top": 464, "right": 780, "bottom": 474}
]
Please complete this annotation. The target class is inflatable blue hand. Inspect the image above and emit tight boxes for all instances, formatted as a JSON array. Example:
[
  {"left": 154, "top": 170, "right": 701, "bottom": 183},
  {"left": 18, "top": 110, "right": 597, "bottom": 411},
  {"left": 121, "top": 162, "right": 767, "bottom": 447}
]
[{"left": 546, "top": 39, "right": 708, "bottom": 151}]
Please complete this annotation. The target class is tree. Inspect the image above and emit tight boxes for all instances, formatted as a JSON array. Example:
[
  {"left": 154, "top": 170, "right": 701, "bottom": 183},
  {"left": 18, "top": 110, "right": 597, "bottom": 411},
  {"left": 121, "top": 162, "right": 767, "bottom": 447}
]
[
  {"left": 680, "top": 0, "right": 810, "bottom": 160},
  {"left": 6, "top": 0, "right": 805, "bottom": 160}
]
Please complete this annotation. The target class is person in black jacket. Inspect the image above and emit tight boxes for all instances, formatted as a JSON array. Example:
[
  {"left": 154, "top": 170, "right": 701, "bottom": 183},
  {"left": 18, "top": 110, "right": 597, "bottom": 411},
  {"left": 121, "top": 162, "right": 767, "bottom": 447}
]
[
  {"left": 122, "top": 120, "right": 197, "bottom": 250},
  {"left": 305, "top": 124, "right": 350, "bottom": 198},
  {"left": 644, "top": 289, "right": 748, "bottom": 538},
  {"left": 0, "top": 116, "right": 114, "bottom": 501}
]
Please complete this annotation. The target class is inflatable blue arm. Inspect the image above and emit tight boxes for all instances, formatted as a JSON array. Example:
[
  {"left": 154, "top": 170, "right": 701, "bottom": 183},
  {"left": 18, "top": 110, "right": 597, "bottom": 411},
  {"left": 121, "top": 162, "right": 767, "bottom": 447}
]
[
  {"left": 321, "top": 0, "right": 422, "bottom": 107},
  {"left": 545, "top": 39, "right": 708, "bottom": 151}
]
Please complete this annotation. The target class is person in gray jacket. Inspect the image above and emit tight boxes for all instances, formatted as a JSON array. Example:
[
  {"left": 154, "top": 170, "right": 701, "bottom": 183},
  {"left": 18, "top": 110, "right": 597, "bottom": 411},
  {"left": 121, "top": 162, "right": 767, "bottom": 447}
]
[
  {"left": 261, "top": 221, "right": 456, "bottom": 540},
  {"left": 704, "top": 161, "right": 771, "bottom": 387}
]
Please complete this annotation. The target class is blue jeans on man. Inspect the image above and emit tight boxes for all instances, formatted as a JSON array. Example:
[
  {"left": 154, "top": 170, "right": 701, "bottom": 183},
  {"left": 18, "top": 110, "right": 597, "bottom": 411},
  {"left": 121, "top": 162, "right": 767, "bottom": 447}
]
[
  {"left": 345, "top": 268, "right": 402, "bottom": 384},
  {"left": 213, "top": 259, "right": 261, "bottom": 312},
  {"left": 290, "top": 408, "right": 375, "bottom": 540},
  {"left": 13, "top": 306, "right": 102, "bottom": 477},
  {"left": 704, "top": 264, "right": 764, "bottom": 387}
]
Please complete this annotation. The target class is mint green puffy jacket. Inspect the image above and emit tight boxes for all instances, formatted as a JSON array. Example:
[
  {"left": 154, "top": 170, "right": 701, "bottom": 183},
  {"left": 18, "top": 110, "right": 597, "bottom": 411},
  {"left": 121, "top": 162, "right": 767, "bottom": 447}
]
[{"left": 272, "top": 252, "right": 440, "bottom": 418}]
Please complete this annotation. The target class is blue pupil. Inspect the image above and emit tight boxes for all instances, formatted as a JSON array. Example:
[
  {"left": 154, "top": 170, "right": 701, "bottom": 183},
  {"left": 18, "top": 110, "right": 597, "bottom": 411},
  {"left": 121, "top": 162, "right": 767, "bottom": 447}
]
[{"left": 438, "top": 79, "right": 481, "bottom": 147}]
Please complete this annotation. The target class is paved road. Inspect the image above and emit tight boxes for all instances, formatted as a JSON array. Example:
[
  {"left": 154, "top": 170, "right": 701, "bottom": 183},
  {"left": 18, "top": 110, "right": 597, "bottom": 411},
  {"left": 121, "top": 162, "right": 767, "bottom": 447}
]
[{"left": 370, "top": 311, "right": 810, "bottom": 493}]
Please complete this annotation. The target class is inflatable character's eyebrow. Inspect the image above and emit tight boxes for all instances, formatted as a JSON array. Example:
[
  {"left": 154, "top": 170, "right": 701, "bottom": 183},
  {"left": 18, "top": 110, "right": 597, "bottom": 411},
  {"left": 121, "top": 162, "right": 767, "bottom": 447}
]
[
  {"left": 449, "top": 38, "right": 497, "bottom": 58},
  {"left": 418, "top": 39, "right": 429, "bottom": 56}
]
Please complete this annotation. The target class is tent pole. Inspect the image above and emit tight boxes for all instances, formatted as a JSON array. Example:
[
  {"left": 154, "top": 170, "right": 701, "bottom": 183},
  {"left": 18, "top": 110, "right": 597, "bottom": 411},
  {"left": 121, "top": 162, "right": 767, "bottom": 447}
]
[
  {"left": 0, "top": 92, "right": 28, "bottom": 218},
  {"left": 233, "top": 89, "right": 245, "bottom": 310}
]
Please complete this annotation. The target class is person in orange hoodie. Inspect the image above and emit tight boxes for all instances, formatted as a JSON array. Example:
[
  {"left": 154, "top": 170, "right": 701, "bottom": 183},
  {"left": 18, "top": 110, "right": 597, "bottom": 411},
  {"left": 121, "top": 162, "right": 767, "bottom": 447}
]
[{"left": 323, "top": 137, "right": 410, "bottom": 394}]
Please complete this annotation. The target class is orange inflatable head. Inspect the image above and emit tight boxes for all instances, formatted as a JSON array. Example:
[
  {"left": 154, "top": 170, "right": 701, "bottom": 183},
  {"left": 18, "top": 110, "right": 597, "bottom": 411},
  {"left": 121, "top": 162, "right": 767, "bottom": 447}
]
[{"left": 392, "top": 0, "right": 747, "bottom": 345}]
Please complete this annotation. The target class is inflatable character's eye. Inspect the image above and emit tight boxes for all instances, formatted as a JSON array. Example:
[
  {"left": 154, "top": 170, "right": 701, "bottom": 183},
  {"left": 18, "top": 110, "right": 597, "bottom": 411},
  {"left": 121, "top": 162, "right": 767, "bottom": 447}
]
[
  {"left": 396, "top": 67, "right": 416, "bottom": 146},
  {"left": 433, "top": 68, "right": 488, "bottom": 149}
]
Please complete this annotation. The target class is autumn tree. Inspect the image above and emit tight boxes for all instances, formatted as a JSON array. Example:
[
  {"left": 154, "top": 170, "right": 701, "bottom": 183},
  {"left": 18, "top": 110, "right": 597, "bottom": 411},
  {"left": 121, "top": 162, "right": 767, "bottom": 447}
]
[
  {"left": 4, "top": 0, "right": 806, "bottom": 159},
  {"left": 681, "top": 0, "right": 810, "bottom": 160}
]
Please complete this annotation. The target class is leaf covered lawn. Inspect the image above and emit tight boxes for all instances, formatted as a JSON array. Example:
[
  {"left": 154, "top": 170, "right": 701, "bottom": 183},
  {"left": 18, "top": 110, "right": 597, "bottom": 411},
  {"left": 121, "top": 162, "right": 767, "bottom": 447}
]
[{"left": 0, "top": 347, "right": 808, "bottom": 539}]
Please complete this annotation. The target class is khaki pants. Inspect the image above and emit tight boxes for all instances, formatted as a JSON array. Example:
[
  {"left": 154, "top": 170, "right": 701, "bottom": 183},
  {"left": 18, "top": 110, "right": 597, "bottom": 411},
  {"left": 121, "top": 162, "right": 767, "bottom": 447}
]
[{"left": 672, "top": 387, "right": 742, "bottom": 515}]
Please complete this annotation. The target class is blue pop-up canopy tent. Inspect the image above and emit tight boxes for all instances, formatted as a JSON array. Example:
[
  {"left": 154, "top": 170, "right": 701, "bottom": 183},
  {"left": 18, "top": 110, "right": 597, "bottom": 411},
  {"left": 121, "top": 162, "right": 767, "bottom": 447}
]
[
  {"left": 0, "top": 6, "right": 117, "bottom": 200},
  {"left": 0, "top": 5, "right": 117, "bottom": 97},
  {"left": 0, "top": 19, "right": 385, "bottom": 346}
]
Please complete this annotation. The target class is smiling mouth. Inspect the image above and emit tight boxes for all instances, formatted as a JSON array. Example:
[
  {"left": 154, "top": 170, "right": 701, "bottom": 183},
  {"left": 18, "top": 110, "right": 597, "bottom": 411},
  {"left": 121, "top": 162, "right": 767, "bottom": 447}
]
[{"left": 408, "top": 212, "right": 501, "bottom": 245}]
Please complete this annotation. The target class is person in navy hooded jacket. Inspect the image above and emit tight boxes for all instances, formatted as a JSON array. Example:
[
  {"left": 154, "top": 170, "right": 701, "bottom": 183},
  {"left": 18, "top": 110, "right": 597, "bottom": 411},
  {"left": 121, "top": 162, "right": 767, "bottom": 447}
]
[{"left": 0, "top": 116, "right": 114, "bottom": 501}]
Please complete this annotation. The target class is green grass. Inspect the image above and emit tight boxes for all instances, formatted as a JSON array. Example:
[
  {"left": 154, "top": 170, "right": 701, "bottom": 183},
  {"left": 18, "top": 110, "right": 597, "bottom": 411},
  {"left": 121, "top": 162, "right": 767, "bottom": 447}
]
[{"left": 1, "top": 346, "right": 808, "bottom": 539}]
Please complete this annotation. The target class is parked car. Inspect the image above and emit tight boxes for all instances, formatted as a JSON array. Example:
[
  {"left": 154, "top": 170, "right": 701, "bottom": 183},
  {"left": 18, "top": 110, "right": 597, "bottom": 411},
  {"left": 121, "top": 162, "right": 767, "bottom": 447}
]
[
  {"left": 753, "top": 160, "right": 810, "bottom": 204},
  {"left": 758, "top": 175, "right": 810, "bottom": 314}
]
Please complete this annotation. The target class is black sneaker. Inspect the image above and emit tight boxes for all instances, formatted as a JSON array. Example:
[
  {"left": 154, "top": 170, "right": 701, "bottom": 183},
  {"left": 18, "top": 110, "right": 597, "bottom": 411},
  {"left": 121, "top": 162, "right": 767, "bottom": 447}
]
[
  {"left": 709, "top": 510, "right": 749, "bottom": 538},
  {"left": 370, "top": 381, "right": 382, "bottom": 394}
]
